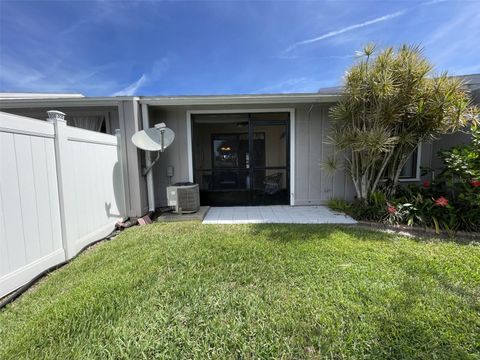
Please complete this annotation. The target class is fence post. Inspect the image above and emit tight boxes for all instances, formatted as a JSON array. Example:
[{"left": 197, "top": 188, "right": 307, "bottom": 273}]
[{"left": 47, "top": 110, "right": 74, "bottom": 260}]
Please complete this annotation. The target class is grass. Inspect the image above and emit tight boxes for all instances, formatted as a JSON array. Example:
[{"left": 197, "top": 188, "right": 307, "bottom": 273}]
[{"left": 0, "top": 223, "right": 479, "bottom": 359}]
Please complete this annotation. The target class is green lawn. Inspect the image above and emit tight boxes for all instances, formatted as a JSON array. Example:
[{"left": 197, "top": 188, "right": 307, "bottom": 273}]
[{"left": 1, "top": 223, "right": 479, "bottom": 359}]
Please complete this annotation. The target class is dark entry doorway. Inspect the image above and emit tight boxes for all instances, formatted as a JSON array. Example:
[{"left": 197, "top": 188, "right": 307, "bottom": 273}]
[{"left": 192, "top": 112, "right": 290, "bottom": 206}]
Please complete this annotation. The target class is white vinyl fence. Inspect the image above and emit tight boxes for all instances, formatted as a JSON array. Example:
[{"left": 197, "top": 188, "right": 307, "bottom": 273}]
[{"left": 0, "top": 111, "right": 126, "bottom": 297}]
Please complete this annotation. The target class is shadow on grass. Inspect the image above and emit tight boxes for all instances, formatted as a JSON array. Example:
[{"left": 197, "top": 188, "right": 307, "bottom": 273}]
[
  {"left": 245, "top": 223, "right": 400, "bottom": 243},
  {"left": 245, "top": 223, "right": 476, "bottom": 246},
  {"left": 367, "top": 254, "right": 479, "bottom": 358},
  {"left": 243, "top": 224, "right": 479, "bottom": 358}
]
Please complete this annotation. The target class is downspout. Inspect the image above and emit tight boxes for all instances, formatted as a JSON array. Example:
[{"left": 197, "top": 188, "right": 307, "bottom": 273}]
[{"left": 141, "top": 103, "right": 155, "bottom": 212}]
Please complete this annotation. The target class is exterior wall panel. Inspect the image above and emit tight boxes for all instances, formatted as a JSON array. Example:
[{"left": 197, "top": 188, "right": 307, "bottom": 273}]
[
  {"left": 294, "top": 106, "right": 310, "bottom": 205},
  {"left": 149, "top": 102, "right": 354, "bottom": 206},
  {"left": 431, "top": 132, "right": 472, "bottom": 172},
  {"left": 118, "top": 100, "right": 148, "bottom": 217}
]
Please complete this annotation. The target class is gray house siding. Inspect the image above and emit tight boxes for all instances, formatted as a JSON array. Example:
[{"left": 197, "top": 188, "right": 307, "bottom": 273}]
[
  {"left": 117, "top": 100, "right": 149, "bottom": 217},
  {"left": 293, "top": 105, "right": 355, "bottom": 204},
  {"left": 418, "top": 86, "right": 478, "bottom": 179},
  {"left": 430, "top": 132, "right": 472, "bottom": 175},
  {"left": 148, "top": 105, "right": 191, "bottom": 207},
  {"left": 2, "top": 85, "right": 475, "bottom": 216},
  {"left": 148, "top": 103, "right": 355, "bottom": 207}
]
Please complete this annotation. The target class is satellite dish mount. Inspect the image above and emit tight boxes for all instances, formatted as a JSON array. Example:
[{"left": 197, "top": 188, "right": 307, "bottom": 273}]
[{"left": 131, "top": 122, "right": 175, "bottom": 176}]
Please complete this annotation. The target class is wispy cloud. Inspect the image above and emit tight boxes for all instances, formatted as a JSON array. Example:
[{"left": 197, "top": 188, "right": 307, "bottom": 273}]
[
  {"left": 0, "top": 52, "right": 123, "bottom": 94},
  {"left": 283, "top": 0, "right": 445, "bottom": 53},
  {"left": 283, "top": 10, "right": 406, "bottom": 53},
  {"left": 111, "top": 58, "right": 169, "bottom": 96},
  {"left": 421, "top": 0, "right": 448, "bottom": 5},
  {"left": 426, "top": 8, "right": 480, "bottom": 75},
  {"left": 0, "top": 1, "right": 138, "bottom": 95},
  {"left": 275, "top": 54, "right": 355, "bottom": 60},
  {"left": 425, "top": 8, "right": 473, "bottom": 46},
  {"left": 253, "top": 77, "right": 337, "bottom": 94},
  {"left": 112, "top": 74, "right": 148, "bottom": 96}
]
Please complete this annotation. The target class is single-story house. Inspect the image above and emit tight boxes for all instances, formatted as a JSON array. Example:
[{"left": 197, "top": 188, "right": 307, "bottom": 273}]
[{"left": 1, "top": 74, "right": 478, "bottom": 218}]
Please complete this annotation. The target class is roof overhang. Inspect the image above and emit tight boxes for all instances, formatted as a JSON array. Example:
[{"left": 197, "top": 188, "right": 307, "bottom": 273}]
[
  {"left": 0, "top": 96, "right": 134, "bottom": 109},
  {"left": 139, "top": 93, "right": 342, "bottom": 106},
  {"left": 0, "top": 93, "right": 343, "bottom": 110},
  {"left": 0, "top": 92, "right": 85, "bottom": 100}
]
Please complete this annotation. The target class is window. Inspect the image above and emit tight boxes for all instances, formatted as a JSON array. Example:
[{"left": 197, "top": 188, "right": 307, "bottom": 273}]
[
  {"left": 399, "top": 144, "right": 421, "bottom": 181},
  {"left": 68, "top": 115, "right": 106, "bottom": 132}
]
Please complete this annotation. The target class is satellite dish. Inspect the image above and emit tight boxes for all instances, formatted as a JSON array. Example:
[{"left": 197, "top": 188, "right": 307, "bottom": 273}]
[{"left": 131, "top": 123, "right": 175, "bottom": 152}]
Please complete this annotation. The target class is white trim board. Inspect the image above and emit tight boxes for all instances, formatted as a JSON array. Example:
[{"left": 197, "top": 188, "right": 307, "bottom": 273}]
[
  {"left": 142, "top": 94, "right": 340, "bottom": 106},
  {"left": 186, "top": 108, "right": 296, "bottom": 206},
  {"left": 398, "top": 143, "right": 423, "bottom": 182}
]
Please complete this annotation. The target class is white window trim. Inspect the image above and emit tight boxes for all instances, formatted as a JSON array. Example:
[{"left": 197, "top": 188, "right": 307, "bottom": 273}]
[
  {"left": 186, "top": 108, "right": 296, "bottom": 205},
  {"left": 398, "top": 143, "right": 422, "bottom": 182}
]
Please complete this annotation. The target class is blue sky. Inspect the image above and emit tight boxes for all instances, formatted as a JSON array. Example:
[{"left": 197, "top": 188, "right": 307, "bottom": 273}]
[{"left": 0, "top": 0, "right": 479, "bottom": 96}]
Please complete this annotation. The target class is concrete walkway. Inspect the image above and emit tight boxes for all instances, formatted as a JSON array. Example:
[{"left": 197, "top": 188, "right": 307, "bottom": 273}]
[{"left": 203, "top": 205, "right": 356, "bottom": 224}]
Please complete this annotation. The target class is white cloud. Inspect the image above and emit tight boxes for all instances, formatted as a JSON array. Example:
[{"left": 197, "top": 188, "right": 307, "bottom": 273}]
[
  {"left": 283, "top": 11, "right": 406, "bottom": 53},
  {"left": 0, "top": 1, "right": 169, "bottom": 96},
  {"left": 427, "top": 6, "right": 480, "bottom": 48},
  {"left": 253, "top": 77, "right": 336, "bottom": 94},
  {"left": 421, "top": 0, "right": 448, "bottom": 5},
  {"left": 0, "top": 59, "right": 44, "bottom": 86},
  {"left": 112, "top": 74, "right": 148, "bottom": 96},
  {"left": 425, "top": 11, "right": 471, "bottom": 46},
  {"left": 275, "top": 53, "right": 355, "bottom": 60},
  {"left": 283, "top": 0, "right": 445, "bottom": 53},
  {"left": 425, "top": 6, "right": 480, "bottom": 74},
  {"left": 0, "top": 53, "right": 122, "bottom": 94},
  {"left": 111, "top": 58, "right": 169, "bottom": 96}
]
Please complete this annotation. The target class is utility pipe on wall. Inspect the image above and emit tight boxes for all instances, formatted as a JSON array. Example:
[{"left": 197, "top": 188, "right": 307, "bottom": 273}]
[{"left": 141, "top": 104, "right": 156, "bottom": 212}]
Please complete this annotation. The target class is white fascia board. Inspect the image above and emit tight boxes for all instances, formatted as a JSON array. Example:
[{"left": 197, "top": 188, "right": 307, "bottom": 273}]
[
  {"left": 0, "top": 92, "right": 85, "bottom": 99},
  {"left": 0, "top": 93, "right": 342, "bottom": 109},
  {"left": 139, "top": 94, "right": 341, "bottom": 106},
  {"left": 0, "top": 96, "right": 135, "bottom": 109}
]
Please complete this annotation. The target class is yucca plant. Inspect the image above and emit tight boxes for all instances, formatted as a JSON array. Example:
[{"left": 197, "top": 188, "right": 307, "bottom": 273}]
[{"left": 330, "top": 43, "right": 478, "bottom": 200}]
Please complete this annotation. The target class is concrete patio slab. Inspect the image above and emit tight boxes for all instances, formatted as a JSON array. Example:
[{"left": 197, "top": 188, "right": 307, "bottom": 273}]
[
  {"left": 156, "top": 206, "right": 210, "bottom": 222},
  {"left": 202, "top": 205, "right": 356, "bottom": 224}
]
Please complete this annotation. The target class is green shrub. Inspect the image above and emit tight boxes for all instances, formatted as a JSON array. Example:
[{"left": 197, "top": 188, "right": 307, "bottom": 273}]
[
  {"left": 392, "top": 182, "right": 477, "bottom": 233},
  {"left": 352, "top": 191, "right": 388, "bottom": 221},
  {"left": 329, "top": 43, "right": 478, "bottom": 200},
  {"left": 327, "top": 198, "right": 352, "bottom": 214},
  {"left": 328, "top": 193, "right": 387, "bottom": 221},
  {"left": 333, "top": 125, "right": 480, "bottom": 233},
  {"left": 439, "top": 125, "right": 480, "bottom": 181}
]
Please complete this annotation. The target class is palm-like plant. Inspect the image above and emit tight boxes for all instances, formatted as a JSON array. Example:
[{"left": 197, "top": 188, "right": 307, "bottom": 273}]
[{"left": 330, "top": 44, "right": 478, "bottom": 200}]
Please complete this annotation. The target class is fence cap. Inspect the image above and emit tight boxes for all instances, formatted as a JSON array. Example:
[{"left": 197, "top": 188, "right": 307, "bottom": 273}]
[{"left": 46, "top": 110, "right": 66, "bottom": 122}]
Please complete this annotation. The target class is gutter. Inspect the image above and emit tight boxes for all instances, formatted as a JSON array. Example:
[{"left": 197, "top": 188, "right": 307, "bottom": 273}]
[
  {"left": 139, "top": 94, "right": 342, "bottom": 106},
  {"left": 0, "top": 93, "right": 343, "bottom": 109},
  {"left": 0, "top": 96, "right": 136, "bottom": 109}
]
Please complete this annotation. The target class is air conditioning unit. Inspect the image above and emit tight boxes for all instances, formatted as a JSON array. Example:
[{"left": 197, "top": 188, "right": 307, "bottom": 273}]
[{"left": 166, "top": 183, "right": 200, "bottom": 214}]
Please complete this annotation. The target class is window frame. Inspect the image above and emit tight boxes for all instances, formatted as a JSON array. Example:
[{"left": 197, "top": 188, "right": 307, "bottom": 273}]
[{"left": 398, "top": 143, "right": 422, "bottom": 182}]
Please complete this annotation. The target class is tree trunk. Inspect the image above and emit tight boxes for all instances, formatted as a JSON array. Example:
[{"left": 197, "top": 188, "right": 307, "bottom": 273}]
[
  {"left": 392, "top": 147, "right": 417, "bottom": 190},
  {"left": 371, "top": 150, "right": 395, "bottom": 194}
]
